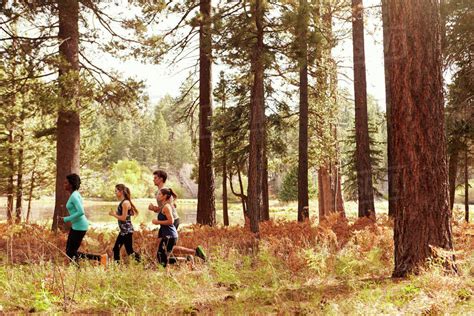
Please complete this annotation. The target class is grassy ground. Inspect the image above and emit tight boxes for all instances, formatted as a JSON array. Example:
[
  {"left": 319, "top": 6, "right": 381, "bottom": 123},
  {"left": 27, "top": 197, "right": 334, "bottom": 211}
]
[{"left": 0, "top": 211, "right": 472, "bottom": 314}]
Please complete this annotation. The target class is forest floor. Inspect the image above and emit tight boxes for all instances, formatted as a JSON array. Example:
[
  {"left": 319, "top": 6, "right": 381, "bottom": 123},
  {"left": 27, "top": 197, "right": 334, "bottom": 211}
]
[{"left": 0, "top": 212, "right": 473, "bottom": 314}]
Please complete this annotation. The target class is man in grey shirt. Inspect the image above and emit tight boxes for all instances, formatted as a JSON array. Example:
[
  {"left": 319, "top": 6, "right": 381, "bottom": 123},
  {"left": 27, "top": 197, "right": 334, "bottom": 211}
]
[
  {"left": 148, "top": 169, "right": 180, "bottom": 228},
  {"left": 148, "top": 169, "right": 207, "bottom": 261}
]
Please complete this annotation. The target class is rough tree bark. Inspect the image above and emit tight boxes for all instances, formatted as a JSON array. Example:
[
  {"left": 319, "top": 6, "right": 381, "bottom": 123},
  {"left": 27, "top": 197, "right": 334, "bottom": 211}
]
[
  {"left": 196, "top": 0, "right": 217, "bottom": 226},
  {"left": 351, "top": 0, "right": 375, "bottom": 218},
  {"left": 381, "top": 0, "right": 397, "bottom": 218},
  {"left": 315, "top": 2, "right": 344, "bottom": 221},
  {"left": 297, "top": 0, "right": 309, "bottom": 222},
  {"left": 318, "top": 163, "right": 344, "bottom": 220},
  {"left": 247, "top": 0, "right": 266, "bottom": 234},
  {"left": 332, "top": 159, "right": 345, "bottom": 215},
  {"left": 318, "top": 167, "right": 331, "bottom": 219},
  {"left": 52, "top": 0, "right": 81, "bottom": 231},
  {"left": 387, "top": 0, "right": 456, "bottom": 277}
]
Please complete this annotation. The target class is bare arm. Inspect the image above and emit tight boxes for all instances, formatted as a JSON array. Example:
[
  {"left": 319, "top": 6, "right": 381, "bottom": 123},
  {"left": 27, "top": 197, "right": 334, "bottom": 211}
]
[
  {"left": 109, "top": 201, "right": 130, "bottom": 221},
  {"left": 148, "top": 203, "right": 159, "bottom": 212}
]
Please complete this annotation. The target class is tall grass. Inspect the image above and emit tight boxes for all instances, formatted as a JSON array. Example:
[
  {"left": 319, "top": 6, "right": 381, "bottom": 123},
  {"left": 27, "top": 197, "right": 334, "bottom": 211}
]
[{"left": 0, "top": 214, "right": 472, "bottom": 314}]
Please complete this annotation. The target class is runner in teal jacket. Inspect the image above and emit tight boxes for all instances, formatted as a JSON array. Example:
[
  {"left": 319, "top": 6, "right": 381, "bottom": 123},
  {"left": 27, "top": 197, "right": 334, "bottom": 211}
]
[{"left": 64, "top": 190, "right": 89, "bottom": 231}]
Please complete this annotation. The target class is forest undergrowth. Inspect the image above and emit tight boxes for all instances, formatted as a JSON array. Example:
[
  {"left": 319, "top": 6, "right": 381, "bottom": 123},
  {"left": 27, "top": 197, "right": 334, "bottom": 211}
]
[{"left": 0, "top": 214, "right": 472, "bottom": 314}]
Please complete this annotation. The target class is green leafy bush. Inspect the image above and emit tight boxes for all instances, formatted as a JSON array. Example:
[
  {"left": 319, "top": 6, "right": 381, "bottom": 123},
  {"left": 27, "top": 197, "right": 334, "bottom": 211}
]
[{"left": 278, "top": 167, "right": 317, "bottom": 202}]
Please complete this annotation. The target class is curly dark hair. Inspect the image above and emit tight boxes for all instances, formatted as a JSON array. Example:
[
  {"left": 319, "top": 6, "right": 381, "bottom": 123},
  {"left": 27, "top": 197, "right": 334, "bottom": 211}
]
[{"left": 66, "top": 173, "right": 81, "bottom": 191}]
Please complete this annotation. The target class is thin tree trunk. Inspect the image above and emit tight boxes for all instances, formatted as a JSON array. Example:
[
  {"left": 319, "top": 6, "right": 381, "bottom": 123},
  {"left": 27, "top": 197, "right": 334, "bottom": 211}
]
[
  {"left": 260, "top": 145, "right": 270, "bottom": 221},
  {"left": 7, "top": 22, "right": 17, "bottom": 224},
  {"left": 7, "top": 127, "right": 14, "bottom": 224},
  {"left": 15, "top": 122, "right": 24, "bottom": 224},
  {"left": 388, "top": 0, "right": 456, "bottom": 277},
  {"left": 329, "top": 55, "right": 345, "bottom": 217},
  {"left": 448, "top": 149, "right": 459, "bottom": 210},
  {"left": 381, "top": 0, "right": 396, "bottom": 218},
  {"left": 297, "top": 0, "right": 309, "bottom": 222},
  {"left": 248, "top": 0, "right": 265, "bottom": 234},
  {"left": 332, "top": 160, "right": 345, "bottom": 214},
  {"left": 196, "top": 0, "right": 216, "bottom": 226},
  {"left": 352, "top": 0, "right": 375, "bottom": 218},
  {"left": 237, "top": 166, "right": 248, "bottom": 217},
  {"left": 228, "top": 167, "right": 248, "bottom": 222},
  {"left": 53, "top": 0, "right": 81, "bottom": 231},
  {"left": 15, "top": 140, "right": 23, "bottom": 223},
  {"left": 26, "top": 167, "right": 36, "bottom": 224},
  {"left": 221, "top": 86, "right": 229, "bottom": 226},
  {"left": 465, "top": 147, "right": 469, "bottom": 223},
  {"left": 223, "top": 159, "right": 229, "bottom": 226}
]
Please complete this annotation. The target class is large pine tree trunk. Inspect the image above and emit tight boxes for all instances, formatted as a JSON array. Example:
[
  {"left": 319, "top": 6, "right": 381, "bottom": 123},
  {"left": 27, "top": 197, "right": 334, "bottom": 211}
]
[
  {"left": 318, "top": 162, "right": 344, "bottom": 221},
  {"left": 448, "top": 149, "right": 459, "bottom": 210},
  {"left": 351, "top": 0, "right": 375, "bottom": 218},
  {"left": 381, "top": 0, "right": 396, "bottom": 218},
  {"left": 387, "top": 0, "right": 456, "bottom": 277},
  {"left": 315, "top": 1, "right": 345, "bottom": 222},
  {"left": 318, "top": 167, "right": 332, "bottom": 219},
  {"left": 331, "top": 159, "right": 345, "bottom": 214},
  {"left": 248, "top": 0, "right": 265, "bottom": 234},
  {"left": 196, "top": 0, "right": 216, "bottom": 226},
  {"left": 52, "top": 0, "right": 81, "bottom": 231},
  {"left": 297, "top": 0, "right": 309, "bottom": 222}
]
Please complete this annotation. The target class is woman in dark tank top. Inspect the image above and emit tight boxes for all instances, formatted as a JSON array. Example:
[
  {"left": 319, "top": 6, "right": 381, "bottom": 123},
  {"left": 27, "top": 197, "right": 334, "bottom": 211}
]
[
  {"left": 109, "top": 184, "right": 140, "bottom": 262},
  {"left": 152, "top": 187, "right": 178, "bottom": 267}
]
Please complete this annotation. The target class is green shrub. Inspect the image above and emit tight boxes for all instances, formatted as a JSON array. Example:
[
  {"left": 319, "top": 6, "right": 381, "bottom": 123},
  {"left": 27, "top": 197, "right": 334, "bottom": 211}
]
[
  {"left": 84, "top": 159, "right": 154, "bottom": 199},
  {"left": 278, "top": 167, "right": 316, "bottom": 202}
]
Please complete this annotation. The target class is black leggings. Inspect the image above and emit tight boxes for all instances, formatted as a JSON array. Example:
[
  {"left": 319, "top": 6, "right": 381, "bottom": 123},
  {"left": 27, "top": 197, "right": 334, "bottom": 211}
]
[
  {"left": 113, "top": 233, "right": 140, "bottom": 262},
  {"left": 157, "top": 236, "right": 177, "bottom": 267},
  {"left": 66, "top": 229, "right": 101, "bottom": 262}
]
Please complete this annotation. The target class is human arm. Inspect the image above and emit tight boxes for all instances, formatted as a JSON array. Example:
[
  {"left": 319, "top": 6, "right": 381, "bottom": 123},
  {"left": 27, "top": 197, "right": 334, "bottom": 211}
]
[
  {"left": 148, "top": 203, "right": 159, "bottom": 212},
  {"left": 109, "top": 201, "right": 130, "bottom": 221}
]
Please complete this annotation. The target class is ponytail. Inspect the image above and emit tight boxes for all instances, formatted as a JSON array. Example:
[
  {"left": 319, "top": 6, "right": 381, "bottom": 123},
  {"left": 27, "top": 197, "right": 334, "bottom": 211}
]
[
  {"left": 115, "top": 184, "right": 139, "bottom": 215},
  {"left": 160, "top": 187, "right": 178, "bottom": 201}
]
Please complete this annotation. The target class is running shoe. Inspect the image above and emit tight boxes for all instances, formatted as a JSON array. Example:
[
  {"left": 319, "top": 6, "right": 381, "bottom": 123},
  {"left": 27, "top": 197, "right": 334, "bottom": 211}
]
[{"left": 195, "top": 246, "right": 207, "bottom": 261}]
